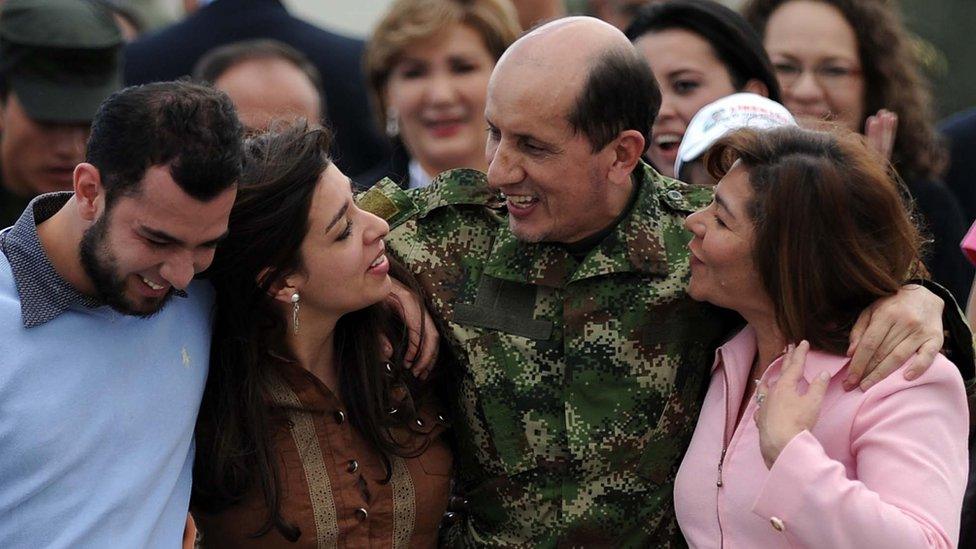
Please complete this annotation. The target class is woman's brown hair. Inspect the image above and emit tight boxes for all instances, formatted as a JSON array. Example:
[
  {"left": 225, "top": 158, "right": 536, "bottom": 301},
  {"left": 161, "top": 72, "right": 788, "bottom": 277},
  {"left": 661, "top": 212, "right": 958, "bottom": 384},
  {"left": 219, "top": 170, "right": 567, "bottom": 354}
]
[
  {"left": 705, "top": 126, "right": 926, "bottom": 354},
  {"left": 743, "top": 0, "right": 947, "bottom": 180}
]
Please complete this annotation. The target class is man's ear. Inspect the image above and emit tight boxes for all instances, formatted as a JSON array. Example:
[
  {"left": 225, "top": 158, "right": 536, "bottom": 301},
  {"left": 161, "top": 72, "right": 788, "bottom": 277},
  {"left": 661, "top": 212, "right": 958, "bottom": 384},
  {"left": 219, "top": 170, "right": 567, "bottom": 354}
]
[
  {"left": 606, "top": 129, "right": 646, "bottom": 186},
  {"left": 73, "top": 163, "right": 104, "bottom": 222}
]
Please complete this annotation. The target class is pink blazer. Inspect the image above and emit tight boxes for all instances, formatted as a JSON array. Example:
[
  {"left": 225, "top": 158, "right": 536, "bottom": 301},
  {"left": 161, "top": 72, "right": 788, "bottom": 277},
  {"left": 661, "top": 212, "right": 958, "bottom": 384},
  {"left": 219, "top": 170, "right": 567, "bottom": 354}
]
[{"left": 674, "top": 326, "right": 968, "bottom": 548}]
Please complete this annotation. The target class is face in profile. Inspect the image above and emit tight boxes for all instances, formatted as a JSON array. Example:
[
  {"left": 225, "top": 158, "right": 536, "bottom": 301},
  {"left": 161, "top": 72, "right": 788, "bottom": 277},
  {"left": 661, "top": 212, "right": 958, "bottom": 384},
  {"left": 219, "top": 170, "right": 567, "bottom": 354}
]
[
  {"left": 80, "top": 165, "right": 236, "bottom": 316},
  {"left": 384, "top": 23, "right": 495, "bottom": 175},
  {"left": 763, "top": 0, "right": 865, "bottom": 132},
  {"left": 0, "top": 92, "right": 89, "bottom": 196},
  {"left": 684, "top": 161, "right": 767, "bottom": 314},
  {"left": 284, "top": 163, "right": 392, "bottom": 319}
]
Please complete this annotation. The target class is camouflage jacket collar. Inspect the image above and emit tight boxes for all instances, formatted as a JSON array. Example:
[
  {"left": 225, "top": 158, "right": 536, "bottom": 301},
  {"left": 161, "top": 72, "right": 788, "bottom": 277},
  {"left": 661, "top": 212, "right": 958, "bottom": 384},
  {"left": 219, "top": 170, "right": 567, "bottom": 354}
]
[{"left": 484, "top": 162, "right": 701, "bottom": 287}]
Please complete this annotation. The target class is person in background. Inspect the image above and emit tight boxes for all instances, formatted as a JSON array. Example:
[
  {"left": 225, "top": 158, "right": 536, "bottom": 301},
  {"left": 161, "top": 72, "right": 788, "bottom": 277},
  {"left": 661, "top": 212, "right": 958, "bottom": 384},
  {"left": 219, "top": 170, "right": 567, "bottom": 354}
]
[
  {"left": 361, "top": 0, "right": 520, "bottom": 189},
  {"left": 624, "top": 0, "right": 781, "bottom": 179},
  {"left": 192, "top": 122, "right": 452, "bottom": 547},
  {"left": 677, "top": 125, "right": 967, "bottom": 548},
  {"left": 123, "top": 0, "right": 386, "bottom": 178},
  {"left": 193, "top": 40, "right": 323, "bottom": 132},
  {"left": 96, "top": 0, "right": 146, "bottom": 41},
  {"left": 0, "top": 0, "right": 122, "bottom": 228},
  {"left": 941, "top": 107, "right": 976, "bottom": 223},
  {"left": 673, "top": 92, "right": 796, "bottom": 186},
  {"left": 743, "top": 0, "right": 973, "bottom": 306},
  {"left": 589, "top": 0, "right": 654, "bottom": 30}
]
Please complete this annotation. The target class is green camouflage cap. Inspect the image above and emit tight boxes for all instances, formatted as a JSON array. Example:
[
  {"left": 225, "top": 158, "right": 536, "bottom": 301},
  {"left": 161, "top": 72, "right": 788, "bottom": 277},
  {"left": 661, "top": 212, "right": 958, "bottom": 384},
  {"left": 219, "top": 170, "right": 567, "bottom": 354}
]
[{"left": 0, "top": 0, "right": 122, "bottom": 123}]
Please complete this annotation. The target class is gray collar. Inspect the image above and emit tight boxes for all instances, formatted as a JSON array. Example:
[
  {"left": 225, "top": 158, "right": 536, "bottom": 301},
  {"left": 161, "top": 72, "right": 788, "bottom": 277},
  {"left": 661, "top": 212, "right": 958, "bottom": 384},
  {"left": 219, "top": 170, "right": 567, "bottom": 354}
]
[{"left": 0, "top": 193, "right": 185, "bottom": 328}]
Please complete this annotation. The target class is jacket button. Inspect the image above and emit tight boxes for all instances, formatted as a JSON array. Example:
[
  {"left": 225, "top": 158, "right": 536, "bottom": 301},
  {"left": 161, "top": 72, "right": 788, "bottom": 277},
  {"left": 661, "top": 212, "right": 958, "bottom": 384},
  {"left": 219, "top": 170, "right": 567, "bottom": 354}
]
[
  {"left": 355, "top": 507, "right": 368, "bottom": 521},
  {"left": 415, "top": 417, "right": 425, "bottom": 428},
  {"left": 770, "top": 517, "right": 785, "bottom": 532},
  {"left": 334, "top": 410, "right": 345, "bottom": 424},
  {"left": 347, "top": 459, "right": 359, "bottom": 473},
  {"left": 666, "top": 189, "right": 683, "bottom": 201}
]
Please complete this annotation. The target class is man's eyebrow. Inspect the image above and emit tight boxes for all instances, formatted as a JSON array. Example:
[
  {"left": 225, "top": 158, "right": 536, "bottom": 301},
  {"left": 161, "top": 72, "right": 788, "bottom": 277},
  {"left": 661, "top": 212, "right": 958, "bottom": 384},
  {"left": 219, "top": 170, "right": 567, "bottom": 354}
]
[
  {"left": 714, "top": 192, "right": 736, "bottom": 220},
  {"left": 139, "top": 226, "right": 229, "bottom": 247},
  {"left": 139, "top": 226, "right": 186, "bottom": 246}
]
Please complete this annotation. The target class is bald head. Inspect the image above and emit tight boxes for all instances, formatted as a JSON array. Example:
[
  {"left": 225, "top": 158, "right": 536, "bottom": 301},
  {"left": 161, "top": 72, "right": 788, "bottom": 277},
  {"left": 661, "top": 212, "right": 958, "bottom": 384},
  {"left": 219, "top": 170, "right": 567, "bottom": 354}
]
[
  {"left": 490, "top": 16, "right": 660, "bottom": 151},
  {"left": 501, "top": 16, "right": 630, "bottom": 68}
]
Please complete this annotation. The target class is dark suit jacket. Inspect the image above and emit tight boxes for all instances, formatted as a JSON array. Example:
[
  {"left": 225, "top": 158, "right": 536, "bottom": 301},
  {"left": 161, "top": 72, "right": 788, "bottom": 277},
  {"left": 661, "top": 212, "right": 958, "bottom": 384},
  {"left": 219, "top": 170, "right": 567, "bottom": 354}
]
[
  {"left": 905, "top": 176, "right": 973, "bottom": 306},
  {"left": 941, "top": 108, "right": 976, "bottom": 224},
  {"left": 122, "top": 0, "right": 387, "bottom": 177}
]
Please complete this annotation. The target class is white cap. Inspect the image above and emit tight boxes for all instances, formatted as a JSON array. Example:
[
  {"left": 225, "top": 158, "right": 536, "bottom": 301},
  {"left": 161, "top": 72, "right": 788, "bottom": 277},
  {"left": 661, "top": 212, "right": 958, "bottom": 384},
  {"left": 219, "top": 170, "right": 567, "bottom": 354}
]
[{"left": 674, "top": 93, "right": 797, "bottom": 180}]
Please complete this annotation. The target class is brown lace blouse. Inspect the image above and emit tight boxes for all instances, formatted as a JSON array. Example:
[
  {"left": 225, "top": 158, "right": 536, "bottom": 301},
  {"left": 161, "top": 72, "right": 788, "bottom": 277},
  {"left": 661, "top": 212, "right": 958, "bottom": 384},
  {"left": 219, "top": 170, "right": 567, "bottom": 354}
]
[{"left": 193, "top": 362, "right": 453, "bottom": 548}]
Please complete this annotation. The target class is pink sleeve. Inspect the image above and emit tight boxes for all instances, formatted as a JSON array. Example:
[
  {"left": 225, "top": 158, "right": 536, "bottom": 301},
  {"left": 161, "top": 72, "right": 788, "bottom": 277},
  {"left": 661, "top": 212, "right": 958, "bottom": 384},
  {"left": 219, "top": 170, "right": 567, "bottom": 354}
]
[
  {"left": 750, "top": 357, "right": 968, "bottom": 548},
  {"left": 961, "top": 220, "right": 976, "bottom": 265}
]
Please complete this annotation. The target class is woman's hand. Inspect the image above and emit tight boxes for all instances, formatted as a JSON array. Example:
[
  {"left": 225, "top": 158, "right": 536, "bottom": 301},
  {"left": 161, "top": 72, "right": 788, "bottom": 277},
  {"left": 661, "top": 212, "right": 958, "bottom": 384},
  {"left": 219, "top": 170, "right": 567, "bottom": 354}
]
[
  {"left": 864, "top": 109, "right": 898, "bottom": 160},
  {"left": 755, "top": 341, "right": 831, "bottom": 469}
]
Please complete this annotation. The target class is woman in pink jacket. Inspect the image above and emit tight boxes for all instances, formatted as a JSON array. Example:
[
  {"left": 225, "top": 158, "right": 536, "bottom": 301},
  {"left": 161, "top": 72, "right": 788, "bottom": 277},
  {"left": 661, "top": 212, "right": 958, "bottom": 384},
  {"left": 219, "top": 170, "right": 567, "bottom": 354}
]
[{"left": 676, "top": 125, "right": 969, "bottom": 547}]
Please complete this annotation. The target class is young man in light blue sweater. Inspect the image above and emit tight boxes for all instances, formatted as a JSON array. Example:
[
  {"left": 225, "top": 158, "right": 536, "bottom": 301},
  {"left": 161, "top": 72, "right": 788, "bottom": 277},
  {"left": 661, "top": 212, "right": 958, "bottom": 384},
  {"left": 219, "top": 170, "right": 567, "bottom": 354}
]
[{"left": 0, "top": 80, "right": 242, "bottom": 548}]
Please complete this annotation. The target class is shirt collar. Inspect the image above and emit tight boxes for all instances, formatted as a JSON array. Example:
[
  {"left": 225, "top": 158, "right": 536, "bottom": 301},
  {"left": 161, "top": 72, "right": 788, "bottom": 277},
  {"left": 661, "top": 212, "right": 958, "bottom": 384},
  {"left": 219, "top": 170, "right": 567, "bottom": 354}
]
[
  {"left": 713, "top": 325, "right": 852, "bottom": 384},
  {"left": 0, "top": 192, "right": 187, "bottom": 329}
]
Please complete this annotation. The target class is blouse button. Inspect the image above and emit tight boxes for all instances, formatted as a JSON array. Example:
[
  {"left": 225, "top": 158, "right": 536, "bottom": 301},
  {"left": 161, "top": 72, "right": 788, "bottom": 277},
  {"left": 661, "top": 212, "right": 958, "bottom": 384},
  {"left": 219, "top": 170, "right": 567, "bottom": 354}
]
[
  {"left": 334, "top": 410, "right": 346, "bottom": 424},
  {"left": 355, "top": 507, "right": 369, "bottom": 521},
  {"left": 770, "top": 517, "right": 785, "bottom": 532},
  {"left": 347, "top": 459, "right": 359, "bottom": 473}
]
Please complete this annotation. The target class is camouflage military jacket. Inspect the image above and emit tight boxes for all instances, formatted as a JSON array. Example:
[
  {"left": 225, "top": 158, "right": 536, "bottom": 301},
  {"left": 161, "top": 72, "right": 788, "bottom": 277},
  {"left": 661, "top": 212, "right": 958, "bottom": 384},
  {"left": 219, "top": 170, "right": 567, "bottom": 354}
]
[{"left": 359, "top": 163, "right": 736, "bottom": 547}]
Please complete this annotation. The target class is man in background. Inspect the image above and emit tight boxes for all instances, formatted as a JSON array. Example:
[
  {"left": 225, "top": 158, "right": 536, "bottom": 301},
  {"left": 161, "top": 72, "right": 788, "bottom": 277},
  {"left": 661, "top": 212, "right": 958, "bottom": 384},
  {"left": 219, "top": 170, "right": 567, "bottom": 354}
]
[
  {"left": 123, "top": 0, "right": 386, "bottom": 177},
  {"left": 0, "top": 0, "right": 123, "bottom": 227},
  {"left": 193, "top": 39, "right": 323, "bottom": 131}
]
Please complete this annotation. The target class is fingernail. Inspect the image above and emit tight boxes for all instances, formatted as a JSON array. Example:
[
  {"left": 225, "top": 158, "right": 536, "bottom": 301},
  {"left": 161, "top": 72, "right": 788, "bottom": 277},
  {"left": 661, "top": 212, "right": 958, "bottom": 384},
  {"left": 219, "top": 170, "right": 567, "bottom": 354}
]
[
  {"left": 859, "top": 379, "right": 874, "bottom": 391},
  {"left": 905, "top": 369, "right": 919, "bottom": 381}
]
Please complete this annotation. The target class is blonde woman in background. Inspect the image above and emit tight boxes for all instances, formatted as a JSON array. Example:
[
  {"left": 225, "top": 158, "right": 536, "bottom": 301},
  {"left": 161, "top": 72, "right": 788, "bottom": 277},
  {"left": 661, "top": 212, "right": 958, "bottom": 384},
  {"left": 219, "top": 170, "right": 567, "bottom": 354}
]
[{"left": 360, "top": 0, "right": 521, "bottom": 189}]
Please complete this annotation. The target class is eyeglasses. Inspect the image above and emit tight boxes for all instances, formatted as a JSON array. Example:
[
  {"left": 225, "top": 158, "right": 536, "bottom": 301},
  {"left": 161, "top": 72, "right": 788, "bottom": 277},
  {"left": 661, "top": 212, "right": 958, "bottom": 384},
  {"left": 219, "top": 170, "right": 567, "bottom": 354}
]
[{"left": 772, "top": 61, "right": 863, "bottom": 90}]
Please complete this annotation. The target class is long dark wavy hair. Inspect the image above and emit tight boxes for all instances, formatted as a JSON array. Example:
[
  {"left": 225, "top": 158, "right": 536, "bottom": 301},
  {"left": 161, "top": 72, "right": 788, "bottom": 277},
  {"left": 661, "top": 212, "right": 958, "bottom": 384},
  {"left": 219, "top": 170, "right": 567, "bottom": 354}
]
[
  {"left": 743, "top": 0, "right": 947, "bottom": 181},
  {"left": 192, "top": 122, "right": 431, "bottom": 540}
]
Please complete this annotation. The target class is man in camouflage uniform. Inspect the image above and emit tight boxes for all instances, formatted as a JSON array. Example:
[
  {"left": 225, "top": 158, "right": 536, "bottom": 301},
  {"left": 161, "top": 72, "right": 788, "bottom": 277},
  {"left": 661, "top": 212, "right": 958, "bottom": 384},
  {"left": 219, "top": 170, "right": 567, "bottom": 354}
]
[{"left": 360, "top": 17, "right": 955, "bottom": 547}]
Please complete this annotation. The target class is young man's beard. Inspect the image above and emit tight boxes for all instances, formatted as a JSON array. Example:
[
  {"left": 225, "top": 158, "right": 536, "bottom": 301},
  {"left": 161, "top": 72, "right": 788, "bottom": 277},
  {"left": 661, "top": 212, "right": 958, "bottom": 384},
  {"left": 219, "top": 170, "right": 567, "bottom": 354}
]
[{"left": 79, "top": 213, "right": 172, "bottom": 318}]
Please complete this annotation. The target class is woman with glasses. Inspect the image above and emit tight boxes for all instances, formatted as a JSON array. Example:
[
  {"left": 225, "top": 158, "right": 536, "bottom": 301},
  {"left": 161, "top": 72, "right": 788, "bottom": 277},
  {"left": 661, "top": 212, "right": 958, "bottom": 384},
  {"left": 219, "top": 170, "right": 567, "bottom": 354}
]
[{"left": 743, "top": 0, "right": 972, "bottom": 305}]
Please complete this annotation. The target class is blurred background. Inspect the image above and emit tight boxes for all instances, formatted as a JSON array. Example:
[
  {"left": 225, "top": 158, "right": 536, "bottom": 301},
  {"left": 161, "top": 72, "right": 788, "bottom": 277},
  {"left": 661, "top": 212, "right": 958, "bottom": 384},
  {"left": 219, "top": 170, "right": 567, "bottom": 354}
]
[{"left": 165, "top": 0, "right": 974, "bottom": 117}]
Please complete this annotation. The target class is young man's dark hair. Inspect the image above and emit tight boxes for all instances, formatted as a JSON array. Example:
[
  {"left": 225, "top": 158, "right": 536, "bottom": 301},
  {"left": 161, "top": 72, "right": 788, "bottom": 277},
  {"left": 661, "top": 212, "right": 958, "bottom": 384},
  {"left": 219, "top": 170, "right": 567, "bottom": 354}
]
[
  {"left": 85, "top": 80, "right": 244, "bottom": 204},
  {"left": 567, "top": 45, "right": 661, "bottom": 153}
]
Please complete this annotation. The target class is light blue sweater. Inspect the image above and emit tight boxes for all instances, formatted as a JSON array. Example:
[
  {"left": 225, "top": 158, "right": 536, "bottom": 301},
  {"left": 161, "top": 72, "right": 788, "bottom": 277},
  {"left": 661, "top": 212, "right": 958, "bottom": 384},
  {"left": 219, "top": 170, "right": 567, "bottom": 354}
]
[{"left": 0, "top": 258, "right": 213, "bottom": 548}]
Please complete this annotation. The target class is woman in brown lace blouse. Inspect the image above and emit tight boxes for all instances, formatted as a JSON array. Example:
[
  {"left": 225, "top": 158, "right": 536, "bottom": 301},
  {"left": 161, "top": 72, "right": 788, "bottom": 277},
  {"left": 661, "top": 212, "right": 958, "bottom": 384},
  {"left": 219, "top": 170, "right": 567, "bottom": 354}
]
[{"left": 191, "top": 121, "right": 452, "bottom": 547}]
